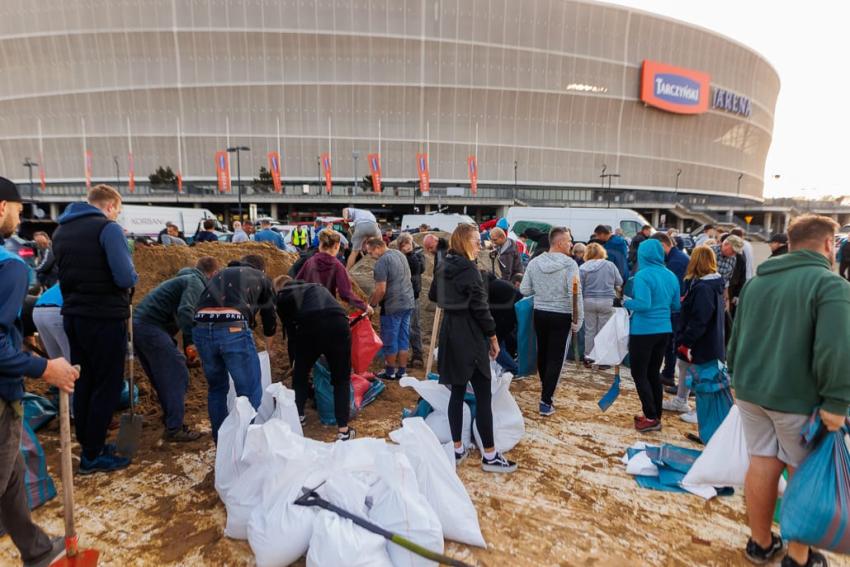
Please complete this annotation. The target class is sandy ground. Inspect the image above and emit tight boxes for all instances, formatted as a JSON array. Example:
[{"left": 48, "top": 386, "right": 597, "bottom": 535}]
[{"left": 3, "top": 239, "right": 847, "bottom": 566}]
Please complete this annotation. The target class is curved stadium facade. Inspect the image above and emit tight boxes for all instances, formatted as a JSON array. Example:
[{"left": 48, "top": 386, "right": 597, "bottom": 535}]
[{"left": 0, "top": 0, "right": 778, "bottom": 204}]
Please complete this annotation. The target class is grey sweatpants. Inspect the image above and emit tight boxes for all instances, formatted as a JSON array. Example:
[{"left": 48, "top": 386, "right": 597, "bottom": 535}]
[
  {"left": 583, "top": 297, "right": 614, "bottom": 358},
  {"left": 0, "top": 399, "right": 52, "bottom": 563},
  {"left": 33, "top": 306, "right": 71, "bottom": 359}
]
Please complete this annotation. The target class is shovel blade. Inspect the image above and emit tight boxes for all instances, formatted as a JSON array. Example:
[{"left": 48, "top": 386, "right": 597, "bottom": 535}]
[
  {"left": 115, "top": 414, "right": 143, "bottom": 457},
  {"left": 51, "top": 549, "right": 100, "bottom": 567},
  {"left": 597, "top": 374, "right": 621, "bottom": 412}
]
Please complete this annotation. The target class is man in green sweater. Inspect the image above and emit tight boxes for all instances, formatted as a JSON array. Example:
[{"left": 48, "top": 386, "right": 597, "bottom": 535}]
[
  {"left": 728, "top": 214, "right": 850, "bottom": 567},
  {"left": 133, "top": 256, "right": 219, "bottom": 441}
]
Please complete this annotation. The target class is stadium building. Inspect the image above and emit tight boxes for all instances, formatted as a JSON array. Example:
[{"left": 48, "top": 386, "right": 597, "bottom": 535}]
[{"left": 0, "top": 0, "right": 794, "bottom": 230}]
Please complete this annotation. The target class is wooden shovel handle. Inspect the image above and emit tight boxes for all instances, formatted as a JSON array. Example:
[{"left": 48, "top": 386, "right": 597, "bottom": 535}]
[
  {"left": 424, "top": 307, "right": 443, "bottom": 378},
  {"left": 59, "top": 390, "right": 76, "bottom": 544}
]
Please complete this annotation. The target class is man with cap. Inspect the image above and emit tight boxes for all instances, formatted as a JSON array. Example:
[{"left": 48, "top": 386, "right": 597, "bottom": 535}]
[
  {"left": 768, "top": 233, "right": 788, "bottom": 258},
  {"left": 712, "top": 235, "right": 744, "bottom": 292},
  {"left": 0, "top": 177, "right": 79, "bottom": 566},
  {"left": 53, "top": 184, "right": 138, "bottom": 474}
]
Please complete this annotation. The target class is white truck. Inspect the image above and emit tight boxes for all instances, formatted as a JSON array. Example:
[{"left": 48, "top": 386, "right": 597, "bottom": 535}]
[
  {"left": 400, "top": 213, "right": 475, "bottom": 233},
  {"left": 117, "top": 205, "right": 226, "bottom": 241},
  {"left": 504, "top": 206, "right": 652, "bottom": 243}
]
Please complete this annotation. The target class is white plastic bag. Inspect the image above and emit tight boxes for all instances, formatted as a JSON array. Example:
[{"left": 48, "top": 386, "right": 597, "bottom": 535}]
[
  {"left": 683, "top": 405, "right": 749, "bottom": 489},
  {"left": 227, "top": 350, "right": 272, "bottom": 413},
  {"left": 248, "top": 459, "right": 325, "bottom": 567},
  {"left": 368, "top": 452, "right": 444, "bottom": 567},
  {"left": 389, "top": 418, "right": 486, "bottom": 548},
  {"left": 215, "top": 397, "right": 256, "bottom": 503},
  {"left": 587, "top": 307, "right": 629, "bottom": 365},
  {"left": 307, "top": 474, "right": 393, "bottom": 567},
  {"left": 255, "top": 382, "right": 303, "bottom": 436},
  {"left": 400, "top": 376, "right": 472, "bottom": 448},
  {"left": 473, "top": 371, "right": 525, "bottom": 453}
]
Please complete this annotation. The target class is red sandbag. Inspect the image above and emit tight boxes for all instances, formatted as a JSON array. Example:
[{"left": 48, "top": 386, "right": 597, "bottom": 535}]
[
  {"left": 351, "top": 373, "right": 371, "bottom": 408},
  {"left": 350, "top": 312, "right": 382, "bottom": 374}
]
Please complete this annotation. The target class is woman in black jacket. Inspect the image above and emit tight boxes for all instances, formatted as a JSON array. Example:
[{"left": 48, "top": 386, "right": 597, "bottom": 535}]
[
  {"left": 429, "top": 223, "right": 517, "bottom": 473},
  {"left": 663, "top": 246, "right": 726, "bottom": 414}
]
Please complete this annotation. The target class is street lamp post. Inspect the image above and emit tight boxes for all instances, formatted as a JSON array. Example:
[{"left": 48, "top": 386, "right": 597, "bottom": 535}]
[
  {"left": 352, "top": 151, "right": 360, "bottom": 196},
  {"left": 227, "top": 146, "right": 250, "bottom": 220},
  {"left": 513, "top": 160, "right": 518, "bottom": 202},
  {"left": 113, "top": 156, "right": 120, "bottom": 189},
  {"left": 22, "top": 158, "right": 38, "bottom": 217},
  {"left": 600, "top": 168, "right": 621, "bottom": 208},
  {"left": 736, "top": 172, "right": 744, "bottom": 197},
  {"left": 675, "top": 168, "right": 682, "bottom": 200}
]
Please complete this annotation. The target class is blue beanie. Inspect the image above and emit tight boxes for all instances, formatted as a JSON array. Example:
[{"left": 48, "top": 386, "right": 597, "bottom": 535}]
[{"left": 496, "top": 217, "right": 509, "bottom": 230}]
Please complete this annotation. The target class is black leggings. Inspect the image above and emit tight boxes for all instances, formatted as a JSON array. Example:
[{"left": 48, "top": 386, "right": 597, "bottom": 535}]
[
  {"left": 292, "top": 315, "right": 352, "bottom": 428},
  {"left": 533, "top": 310, "right": 572, "bottom": 405},
  {"left": 629, "top": 333, "right": 670, "bottom": 421},
  {"left": 448, "top": 367, "right": 493, "bottom": 449}
]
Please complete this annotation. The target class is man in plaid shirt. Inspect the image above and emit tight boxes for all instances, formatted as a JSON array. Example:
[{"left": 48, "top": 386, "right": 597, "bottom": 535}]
[{"left": 712, "top": 235, "right": 745, "bottom": 288}]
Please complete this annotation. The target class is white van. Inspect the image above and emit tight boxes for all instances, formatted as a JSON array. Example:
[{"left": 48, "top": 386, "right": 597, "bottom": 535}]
[
  {"left": 504, "top": 206, "right": 652, "bottom": 243},
  {"left": 400, "top": 213, "right": 475, "bottom": 233},
  {"left": 118, "top": 205, "right": 224, "bottom": 240}
]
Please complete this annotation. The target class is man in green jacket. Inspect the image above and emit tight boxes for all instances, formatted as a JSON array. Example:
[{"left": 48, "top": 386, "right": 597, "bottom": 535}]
[
  {"left": 728, "top": 214, "right": 850, "bottom": 567},
  {"left": 132, "top": 256, "right": 219, "bottom": 441}
]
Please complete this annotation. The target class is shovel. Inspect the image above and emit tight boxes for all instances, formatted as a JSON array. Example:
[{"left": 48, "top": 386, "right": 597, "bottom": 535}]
[
  {"left": 597, "top": 365, "right": 621, "bottom": 412},
  {"left": 424, "top": 306, "right": 443, "bottom": 378},
  {"left": 116, "top": 308, "right": 142, "bottom": 457},
  {"left": 52, "top": 390, "right": 100, "bottom": 567},
  {"left": 294, "top": 488, "right": 473, "bottom": 567},
  {"left": 572, "top": 276, "right": 581, "bottom": 370}
]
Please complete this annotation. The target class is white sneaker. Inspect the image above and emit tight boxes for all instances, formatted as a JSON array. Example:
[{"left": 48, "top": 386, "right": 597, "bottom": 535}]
[
  {"left": 662, "top": 397, "right": 691, "bottom": 413},
  {"left": 680, "top": 410, "right": 698, "bottom": 424}
]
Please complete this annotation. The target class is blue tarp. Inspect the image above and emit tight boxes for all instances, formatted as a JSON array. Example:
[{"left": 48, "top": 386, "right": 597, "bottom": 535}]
[
  {"left": 515, "top": 296, "right": 536, "bottom": 377},
  {"left": 627, "top": 443, "right": 733, "bottom": 496}
]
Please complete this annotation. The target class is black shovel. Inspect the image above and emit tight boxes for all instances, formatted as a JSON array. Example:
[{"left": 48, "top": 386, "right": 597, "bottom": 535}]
[{"left": 116, "top": 307, "right": 142, "bottom": 457}]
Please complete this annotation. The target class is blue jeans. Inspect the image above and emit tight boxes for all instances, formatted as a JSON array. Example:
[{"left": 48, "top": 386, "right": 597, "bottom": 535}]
[
  {"left": 133, "top": 320, "right": 188, "bottom": 431},
  {"left": 496, "top": 340, "right": 519, "bottom": 374},
  {"left": 380, "top": 308, "right": 413, "bottom": 356},
  {"left": 193, "top": 322, "right": 261, "bottom": 441}
]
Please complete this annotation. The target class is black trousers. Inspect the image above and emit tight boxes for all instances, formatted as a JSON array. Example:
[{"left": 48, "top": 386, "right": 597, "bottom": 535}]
[
  {"left": 841, "top": 260, "right": 850, "bottom": 281},
  {"left": 661, "top": 312, "right": 681, "bottom": 380},
  {"left": 448, "top": 367, "right": 493, "bottom": 449},
  {"left": 533, "top": 310, "right": 572, "bottom": 405},
  {"left": 292, "top": 315, "right": 351, "bottom": 428},
  {"left": 63, "top": 315, "right": 127, "bottom": 460},
  {"left": 629, "top": 333, "right": 670, "bottom": 421}
]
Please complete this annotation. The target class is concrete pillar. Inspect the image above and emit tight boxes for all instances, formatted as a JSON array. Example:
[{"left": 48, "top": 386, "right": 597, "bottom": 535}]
[
  {"left": 424, "top": 204, "right": 432, "bottom": 213},
  {"left": 783, "top": 213, "right": 791, "bottom": 232},
  {"left": 48, "top": 202, "right": 59, "bottom": 220},
  {"left": 764, "top": 212, "right": 773, "bottom": 235},
  {"left": 676, "top": 215, "right": 684, "bottom": 232},
  {"left": 193, "top": 202, "right": 201, "bottom": 208},
  {"left": 727, "top": 209, "right": 735, "bottom": 223},
  {"left": 651, "top": 209, "right": 660, "bottom": 227},
  {"left": 270, "top": 203, "right": 278, "bottom": 220}
]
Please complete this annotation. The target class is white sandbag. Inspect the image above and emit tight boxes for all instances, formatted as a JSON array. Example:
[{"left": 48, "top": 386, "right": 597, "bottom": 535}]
[
  {"left": 389, "top": 418, "right": 486, "bottom": 548},
  {"left": 400, "top": 376, "right": 473, "bottom": 448},
  {"left": 227, "top": 350, "right": 272, "bottom": 413},
  {"left": 473, "top": 371, "right": 525, "bottom": 454},
  {"left": 307, "top": 474, "right": 393, "bottom": 567},
  {"left": 255, "top": 382, "right": 303, "bottom": 436},
  {"left": 625, "top": 451, "right": 659, "bottom": 477},
  {"left": 368, "top": 452, "right": 444, "bottom": 567},
  {"left": 683, "top": 405, "right": 749, "bottom": 488},
  {"left": 248, "top": 458, "right": 325, "bottom": 567},
  {"left": 587, "top": 307, "right": 629, "bottom": 365},
  {"left": 242, "top": 419, "right": 331, "bottom": 468},
  {"left": 224, "top": 459, "right": 276, "bottom": 540},
  {"left": 215, "top": 397, "right": 256, "bottom": 502},
  {"left": 328, "top": 437, "right": 394, "bottom": 488}
]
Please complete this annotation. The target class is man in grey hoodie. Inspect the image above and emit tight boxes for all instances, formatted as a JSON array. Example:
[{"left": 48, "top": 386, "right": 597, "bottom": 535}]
[{"left": 519, "top": 227, "right": 583, "bottom": 416}]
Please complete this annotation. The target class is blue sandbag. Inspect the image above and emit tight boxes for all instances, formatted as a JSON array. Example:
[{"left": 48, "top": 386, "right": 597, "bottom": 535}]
[
  {"left": 686, "top": 360, "right": 734, "bottom": 443},
  {"left": 780, "top": 422, "right": 850, "bottom": 552},
  {"left": 515, "top": 296, "right": 536, "bottom": 377},
  {"left": 22, "top": 393, "right": 56, "bottom": 431},
  {"left": 20, "top": 419, "right": 56, "bottom": 510},
  {"left": 629, "top": 443, "right": 733, "bottom": 496},
  {"left": 313, "top": 361, "right": 357, "bottom": 426}
]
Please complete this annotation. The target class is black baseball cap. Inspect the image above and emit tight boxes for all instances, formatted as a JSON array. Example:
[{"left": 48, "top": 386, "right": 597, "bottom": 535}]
[
  {"left": 768, "top": 233, "right": 788, "bottom": 245},
  {"left": 0, "top": 177, "right": 22, "bottom": 202}
]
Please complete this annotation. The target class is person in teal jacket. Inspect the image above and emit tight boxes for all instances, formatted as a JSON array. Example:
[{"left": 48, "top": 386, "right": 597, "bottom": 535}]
[{"left": 623, "top": 239, "right": 680, "bottom": 432}]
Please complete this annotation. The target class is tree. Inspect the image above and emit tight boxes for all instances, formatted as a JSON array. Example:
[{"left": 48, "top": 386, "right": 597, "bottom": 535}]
[
  {"left": 253, "top": 166, "right": 274, "bottom": 194},
  {"left": 148, "top": 166, "right": 177, "bottom": 186}
]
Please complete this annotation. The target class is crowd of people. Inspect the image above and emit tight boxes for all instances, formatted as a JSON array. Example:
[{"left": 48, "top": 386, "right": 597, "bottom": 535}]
[{"left": 2, "top": 179, "right": 849, "bottom": 566}]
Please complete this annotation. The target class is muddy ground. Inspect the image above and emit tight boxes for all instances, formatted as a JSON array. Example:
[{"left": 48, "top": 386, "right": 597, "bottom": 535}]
[{"left": 2, "top": 242, "right": 846, "bottom": 566}]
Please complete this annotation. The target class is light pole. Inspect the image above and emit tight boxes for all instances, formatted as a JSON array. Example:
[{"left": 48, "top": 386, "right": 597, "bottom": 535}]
[
  {"left": 736, "top": 172, "right": 744, "bottom": 197},
  {"left": 227, "top": 146, "right": 250, "bottom": 220},
  {"left": 513, "top": 160, "right": 518, "bottom": 202},
  {"left": 113, "top": 156, "right": 120, "bottom": 189},
  {"left": 675, "top": 168, "right": 682, "bottom": 203},
  {"left": 352, "top": 151, "right": 360, "bottom": 196},
  {"left": 22, "top": 158, "right": 38, "bottom": 217},
  {"left": 600, "top": 171, "right": 621, "bottom": 208}
]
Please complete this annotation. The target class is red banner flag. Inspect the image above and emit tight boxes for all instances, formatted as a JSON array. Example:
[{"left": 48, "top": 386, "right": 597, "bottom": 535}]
[
  {"left": 215, "top": 151, "right": 231, "bottom": 193},
  {"left": 321, "top": 153, "right": 332, "bottom": 194},
  {"left": 38, "top": 155, "right": 46, "bottom": 192},
  {"left": 467, "top": 155, "right": 478, "bottom": 196},
  {"left": 177, "top": 172, "right": 183, "bottom": 194},
  {"left": 84, "top": 150, "right": 93, "bottom": 189},
  {"left": 367, "top": 153, "right": 382, "bottom": 193},
  {"left": 416, "top": 153, "right": 430, "bottom": 196},
  {"left": 267, "top": 151, "right": 282, "bottom": 193},
  {"left": 128, "top": 152, "right": 135, "bottom": 193}
]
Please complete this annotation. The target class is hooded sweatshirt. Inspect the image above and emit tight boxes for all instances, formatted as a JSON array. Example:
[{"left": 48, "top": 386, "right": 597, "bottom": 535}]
[
  {"left": 623, "top": 239, "right": 680, "bottom": 335},
  {"left": 520, "top": 252, "right": 583, "bottom": 326},
  {"left": 296, "top": 251, "right": 367, "bottom": 311},
  {"left": 678, "top": 273, "right": 725, "bottom": 364},
  {"left": 728, "top": 250, "right": 850, "bottom": 415},
  {"left": 134, "top": 267, "right": 209, "bottom": 345},
  {"left": 580, "top": 259, "right": 623, "bottom": 299},
  {"left": 603, "top": 234, "right": 630, "bottom": 282}
]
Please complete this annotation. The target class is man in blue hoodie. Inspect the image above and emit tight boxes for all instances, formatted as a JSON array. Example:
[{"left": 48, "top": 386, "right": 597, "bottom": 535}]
[
  {"left": 592, "top": 224, "right": 629, "bottom": 282},
  {"left": 53, "top": 184, "right": 138, "bottom": 474},
  {"left": 1, "top": 177, "right": 79, "bottom": 566}
]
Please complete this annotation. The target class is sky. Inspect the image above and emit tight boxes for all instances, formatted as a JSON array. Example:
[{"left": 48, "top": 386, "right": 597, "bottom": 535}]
[{"left": 607, "top": 0, "right": 849, "bottom": 199}]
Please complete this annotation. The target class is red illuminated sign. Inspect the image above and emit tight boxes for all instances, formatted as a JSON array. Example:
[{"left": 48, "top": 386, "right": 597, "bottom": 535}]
[{"left": 640, "top": 60, "right": 710, "bottom": 115}]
